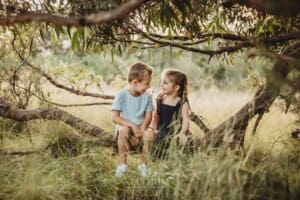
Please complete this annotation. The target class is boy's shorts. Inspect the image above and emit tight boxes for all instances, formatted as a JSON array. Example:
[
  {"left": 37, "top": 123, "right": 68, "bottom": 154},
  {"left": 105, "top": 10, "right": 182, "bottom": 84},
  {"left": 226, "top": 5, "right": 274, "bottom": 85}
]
[{"left": 112, "top": 127, "right": 143, "bottom": 154}]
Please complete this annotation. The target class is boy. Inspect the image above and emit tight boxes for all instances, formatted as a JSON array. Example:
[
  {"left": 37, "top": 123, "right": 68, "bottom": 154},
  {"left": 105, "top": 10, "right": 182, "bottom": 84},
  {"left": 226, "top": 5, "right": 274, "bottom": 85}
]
[{"left": 112, "top": 62, "right": 154, "bottom": 177}]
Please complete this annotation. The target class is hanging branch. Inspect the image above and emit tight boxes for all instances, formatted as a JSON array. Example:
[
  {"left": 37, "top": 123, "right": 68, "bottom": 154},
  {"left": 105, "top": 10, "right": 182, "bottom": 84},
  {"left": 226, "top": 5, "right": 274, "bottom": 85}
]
[
  {"left": 132, "top": 25, "right": 300, "bottom": 56},
  {"left": 15, "top": 84, "right": 113, "bottom": 107},
  {"left": 11, "top": 41, "right": 115, "bottom": 100},
  {"left": 0, "top": 0, "right": 151, "bottom": 27}
]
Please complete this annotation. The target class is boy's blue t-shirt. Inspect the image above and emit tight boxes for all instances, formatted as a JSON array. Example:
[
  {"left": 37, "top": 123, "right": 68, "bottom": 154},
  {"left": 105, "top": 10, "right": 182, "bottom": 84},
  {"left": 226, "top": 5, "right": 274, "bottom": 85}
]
[{"left": 112, "top": 89, "right": 153, "bottom": 126}]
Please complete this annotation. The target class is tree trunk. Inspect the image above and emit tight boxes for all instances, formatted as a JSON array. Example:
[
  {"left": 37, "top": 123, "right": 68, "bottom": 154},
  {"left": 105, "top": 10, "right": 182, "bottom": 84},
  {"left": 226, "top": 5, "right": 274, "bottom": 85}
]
[{"left": 204, "top": 60, "right": 290, "bottom": 147}]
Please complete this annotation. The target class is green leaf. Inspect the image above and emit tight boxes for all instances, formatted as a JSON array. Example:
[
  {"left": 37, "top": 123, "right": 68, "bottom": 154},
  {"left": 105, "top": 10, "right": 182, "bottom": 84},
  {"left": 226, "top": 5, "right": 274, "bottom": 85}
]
[
  {"left": 67, "top": 26, "right": 72, "bottom": 39},
  {"left": 71, "top": 29, "right": 80, "bottom": 50},
  {"left": 39, "top": 29, "right": 45, "bottom": 42}
]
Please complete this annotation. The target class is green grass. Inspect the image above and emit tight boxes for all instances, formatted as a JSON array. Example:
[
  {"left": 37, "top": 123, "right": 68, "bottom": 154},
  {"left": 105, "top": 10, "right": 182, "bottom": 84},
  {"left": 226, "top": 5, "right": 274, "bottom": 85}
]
[{"left": 1, "top": 88, "right": 299, "bottom": 200}]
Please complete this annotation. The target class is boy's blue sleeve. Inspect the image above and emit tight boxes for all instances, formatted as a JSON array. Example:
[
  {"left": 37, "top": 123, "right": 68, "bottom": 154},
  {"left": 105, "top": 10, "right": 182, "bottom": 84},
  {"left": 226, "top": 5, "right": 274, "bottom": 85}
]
[
  {"left": 112, "top": 92, "right": 122, "bottom": 111},
  {"left": 146, "top": 94, "right": 153, "bottom": 112}
]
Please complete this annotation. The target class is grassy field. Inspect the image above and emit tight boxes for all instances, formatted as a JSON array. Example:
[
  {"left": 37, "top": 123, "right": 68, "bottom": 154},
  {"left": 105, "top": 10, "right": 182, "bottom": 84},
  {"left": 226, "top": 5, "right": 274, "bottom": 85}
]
[{"left": 0, "top": 87, "right": 299, "bottom": 200}]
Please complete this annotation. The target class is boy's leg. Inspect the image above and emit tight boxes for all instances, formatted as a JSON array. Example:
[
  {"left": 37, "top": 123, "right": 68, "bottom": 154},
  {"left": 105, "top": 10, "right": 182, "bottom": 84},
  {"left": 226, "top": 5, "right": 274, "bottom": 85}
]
[
  {"left": 143, "top": 129, "right": 155, "bottom": 160},
  {"left": 117, "top": 126, "right": 131, "bottom": 164},
  {"left": 139, "top": 133, "right": 152, "bottom": 176}
]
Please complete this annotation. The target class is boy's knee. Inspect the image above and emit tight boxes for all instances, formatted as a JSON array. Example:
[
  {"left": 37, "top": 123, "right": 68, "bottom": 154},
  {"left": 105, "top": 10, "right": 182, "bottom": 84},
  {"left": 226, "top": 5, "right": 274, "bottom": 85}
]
[{"left": 118, "top": 126, "right": 130, "bottom": 140}]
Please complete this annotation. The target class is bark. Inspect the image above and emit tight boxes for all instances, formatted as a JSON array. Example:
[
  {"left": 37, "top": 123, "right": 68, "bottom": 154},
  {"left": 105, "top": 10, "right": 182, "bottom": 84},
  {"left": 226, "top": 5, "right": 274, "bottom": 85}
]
[
  {"left": 0, "top": 96, "right": 114, "bottom": 146},
  {"left": 190, "top": 112, "right": 210, "bottom": 134}
]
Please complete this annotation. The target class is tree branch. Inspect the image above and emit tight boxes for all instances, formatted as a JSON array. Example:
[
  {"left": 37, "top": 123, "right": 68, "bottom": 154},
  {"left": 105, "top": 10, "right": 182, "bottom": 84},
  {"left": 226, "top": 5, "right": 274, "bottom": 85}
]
[
  {"left": 149, "top": 32, "right": 248, "bottom": 42},
  {"left": 0, "top": 0, "right": 151, "bottom": 27},
  {"left": 136, "top": 27, "right": 253, "bottom": 56},
  {"left": 15, "top": 84, "right": 113, "bottom": 107},
  {"left": 135, "top": 26, "right": 300, "bottom": 56},
  {"left": 0, "top": 96, "right": 113, "bottom": 145},
  {"left": 223, "top": 0, "right": 300, "bottom": 17},
  {"left": 14, "top": 50, "right": 115, "bottom": 100}
]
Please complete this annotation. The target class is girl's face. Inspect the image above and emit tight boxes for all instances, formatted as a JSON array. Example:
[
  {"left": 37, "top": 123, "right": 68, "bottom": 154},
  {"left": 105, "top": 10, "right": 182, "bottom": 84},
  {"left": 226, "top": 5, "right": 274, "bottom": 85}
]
[{"left": 160, "top": 75, "right": 178, "bottom": 95}]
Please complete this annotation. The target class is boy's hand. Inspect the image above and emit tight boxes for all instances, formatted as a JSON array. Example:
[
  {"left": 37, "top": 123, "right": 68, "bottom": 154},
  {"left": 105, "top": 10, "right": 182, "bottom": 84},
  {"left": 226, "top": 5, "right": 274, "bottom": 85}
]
[
  {"left": 131, "top": 125, "right": 143, "bottom": 138},
  {"left": 130, "top": 136, "right": 140, "bottom": 146}
]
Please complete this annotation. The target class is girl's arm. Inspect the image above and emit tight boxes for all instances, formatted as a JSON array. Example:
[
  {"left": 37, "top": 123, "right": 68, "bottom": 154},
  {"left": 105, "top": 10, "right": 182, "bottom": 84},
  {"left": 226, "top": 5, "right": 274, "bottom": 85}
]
[
  {"left": 177, "top": 102, "right": 190, "bottom": 144},
  {"left": 148, "top": 98, "right": 159, "bottom": 133},
  {"left": 150, "top": 108, "right": 159, "bottom": 132}
]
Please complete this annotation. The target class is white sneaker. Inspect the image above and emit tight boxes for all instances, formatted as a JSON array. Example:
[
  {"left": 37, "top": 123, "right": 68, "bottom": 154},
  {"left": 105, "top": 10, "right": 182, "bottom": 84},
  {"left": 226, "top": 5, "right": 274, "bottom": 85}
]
[
  {"left": 115, "top": 163, "right": 127, "bottom": 177},
  {"left": 138, "top": 163, "right": 150, "bottom": 177}
]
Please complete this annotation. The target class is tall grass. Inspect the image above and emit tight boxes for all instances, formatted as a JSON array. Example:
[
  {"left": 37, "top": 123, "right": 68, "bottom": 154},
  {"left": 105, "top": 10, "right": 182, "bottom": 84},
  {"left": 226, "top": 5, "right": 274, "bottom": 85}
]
[{"left": 1, "top": 88, "right": 299, "bottom": 199}]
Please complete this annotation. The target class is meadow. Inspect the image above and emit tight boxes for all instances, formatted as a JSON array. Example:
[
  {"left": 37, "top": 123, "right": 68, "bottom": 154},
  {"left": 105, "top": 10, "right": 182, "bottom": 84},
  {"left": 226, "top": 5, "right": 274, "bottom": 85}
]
[{"left": 0, "top": 84, "right": 299, "bottom": 200}]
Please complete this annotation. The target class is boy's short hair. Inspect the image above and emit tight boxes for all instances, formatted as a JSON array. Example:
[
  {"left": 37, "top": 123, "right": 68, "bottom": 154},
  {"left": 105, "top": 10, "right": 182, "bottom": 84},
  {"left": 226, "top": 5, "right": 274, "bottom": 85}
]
[{"left": 128, "top": 62, "right": 153, "bottom": 83}]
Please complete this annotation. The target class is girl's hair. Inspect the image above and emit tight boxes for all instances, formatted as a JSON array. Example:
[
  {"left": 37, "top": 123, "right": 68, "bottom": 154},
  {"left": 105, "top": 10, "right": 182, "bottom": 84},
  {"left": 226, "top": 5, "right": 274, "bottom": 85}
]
[
  {"left": 128, "top": 62, "right": 153, "bottom": 83},
  {"left": 162, "top": 68, "right": 189, "bottom": 98}
]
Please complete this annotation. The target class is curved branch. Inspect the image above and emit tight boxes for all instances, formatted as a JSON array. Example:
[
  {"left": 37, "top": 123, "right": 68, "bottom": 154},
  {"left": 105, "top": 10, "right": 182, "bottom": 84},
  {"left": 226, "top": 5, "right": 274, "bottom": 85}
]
[
  {"left": 248, "top": 49, "right": 300, "bottom": 70},
  {"left": 16, "top": 83, "right": 113, "bottom": 107},
  {"left": 149, "top": 32, "right": 249, "bottom": 42},
  {"left": 140, "top": 29, "right": 253, "bottom": 55},
  {"left": 15, "top": 51, "right": 115, "bottom": 100},
  {"left": 0, "top": 0, "right": 151, "bottom": 27},
  {"left": 137, "top": 27, "right": 300, "bottom": 56}
]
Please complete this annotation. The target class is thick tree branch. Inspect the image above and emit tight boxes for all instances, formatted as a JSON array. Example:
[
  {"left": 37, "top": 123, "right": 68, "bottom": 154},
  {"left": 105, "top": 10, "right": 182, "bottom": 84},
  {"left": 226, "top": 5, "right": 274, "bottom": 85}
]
[
  {"left": 190, "top": 112, "right": 210, "bottom": 134},
  {"left": 248, "top": 49, "right": 300, "bottom": 70},
  {"left": 0, "top": 96, "right": 112, "bottom": 142},
  {"left": 223, "top": 0, "right": 300, "bottom": 17},
  {"left": 0, "top": 0, "right": 151, "bottom": 27},
  {"left": 205, "top": 60, "right": 291, "bottom": 147}
]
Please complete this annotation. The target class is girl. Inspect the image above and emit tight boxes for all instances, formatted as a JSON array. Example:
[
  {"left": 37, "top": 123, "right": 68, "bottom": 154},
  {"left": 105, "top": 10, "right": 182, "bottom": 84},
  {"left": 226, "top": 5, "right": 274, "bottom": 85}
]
[{"left": 145, "top": 68, "right": 191, "bottom": 159}]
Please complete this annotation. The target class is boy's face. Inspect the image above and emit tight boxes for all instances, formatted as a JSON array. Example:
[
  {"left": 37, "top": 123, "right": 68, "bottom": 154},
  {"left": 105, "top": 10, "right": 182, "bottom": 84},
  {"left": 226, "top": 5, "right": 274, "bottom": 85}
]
[{"left": 132, "top": 73, "right": 152, "bottom": 95}]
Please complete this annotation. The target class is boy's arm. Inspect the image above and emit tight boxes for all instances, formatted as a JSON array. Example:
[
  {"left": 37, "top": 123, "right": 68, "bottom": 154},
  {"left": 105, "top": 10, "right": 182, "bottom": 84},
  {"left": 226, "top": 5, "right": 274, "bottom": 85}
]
[
  {"left": 112, "top": 110, "right": 142, "bottom": 137},
  {"left": 112, "top": 110, "right": 136, "bottom": 128},
  {"left": 140, "top": 111, "right": 152, "bottom": 132}
]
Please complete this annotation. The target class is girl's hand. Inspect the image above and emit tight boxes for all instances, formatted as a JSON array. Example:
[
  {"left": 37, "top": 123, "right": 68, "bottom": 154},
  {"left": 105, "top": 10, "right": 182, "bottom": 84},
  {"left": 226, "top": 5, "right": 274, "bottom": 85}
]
[
  {"left": 147, "top": 127, "right": 158, "bottom": 135},
  {"left": 176, "top": 133, "right": 188, "bottom": 145}
]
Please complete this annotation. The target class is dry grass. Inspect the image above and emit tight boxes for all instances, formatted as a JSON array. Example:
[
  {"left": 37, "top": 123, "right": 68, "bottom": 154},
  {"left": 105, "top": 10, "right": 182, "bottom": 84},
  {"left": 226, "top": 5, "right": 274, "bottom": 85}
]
[{"left": 1, "top": 86, "right": 299, "bottom": 200}]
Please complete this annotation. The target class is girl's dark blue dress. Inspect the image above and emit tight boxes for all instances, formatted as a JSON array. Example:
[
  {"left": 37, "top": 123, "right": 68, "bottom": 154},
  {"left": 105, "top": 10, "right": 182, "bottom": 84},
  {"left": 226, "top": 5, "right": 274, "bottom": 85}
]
[{"left": 151, "top": 98, "right": 182, "bottom": 159}]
